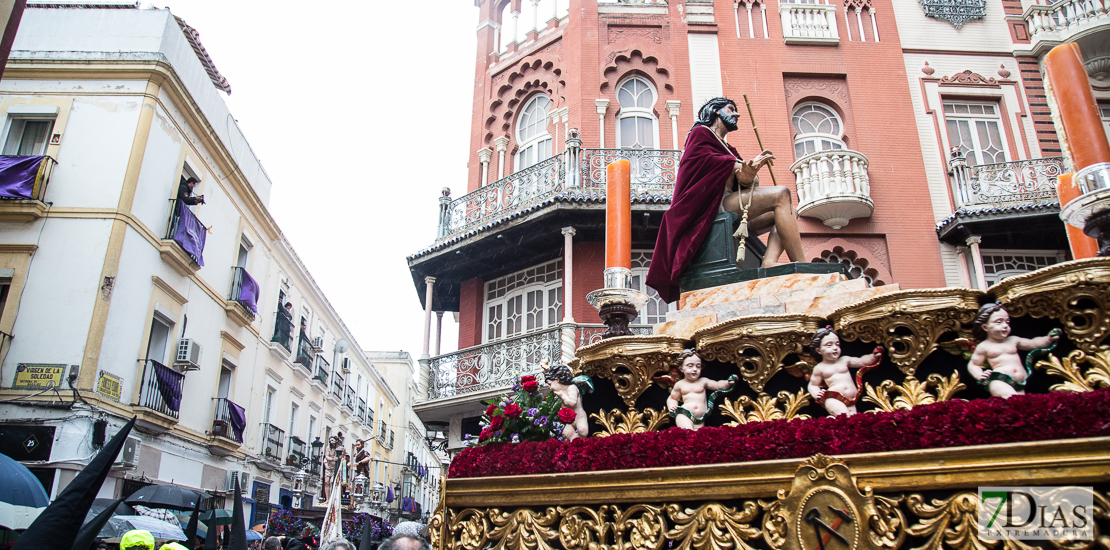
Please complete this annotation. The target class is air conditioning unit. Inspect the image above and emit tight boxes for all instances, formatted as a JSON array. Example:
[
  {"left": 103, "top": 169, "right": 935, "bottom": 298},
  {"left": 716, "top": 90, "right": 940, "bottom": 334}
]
[
  {"left": 311, "top": 337, "right": 324, "bottom": 351},
  {"left": 226, "top": 470, "right": 251, "bottom": 492},
  {"left": 114, "top": 436, "right": 141, "bottom": 469},
  {"left": 341, "top": 358, "right": 351, "bottom": 373},
  {"left": 174, "top": 339, "right": 202, "bottom": 371}
]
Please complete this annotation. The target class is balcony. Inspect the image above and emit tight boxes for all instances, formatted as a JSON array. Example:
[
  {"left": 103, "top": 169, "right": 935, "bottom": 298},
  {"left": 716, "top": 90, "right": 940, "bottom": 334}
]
[
  {"left": 436, "top": 147, "right": 680, "bottom": 240},
  {"left": 312, "top": 355, "right": 330, "bottom": 391},
  {"left": 378, "top": 420, "right": 387, "bottom": 441},
  {"left": 427, "top": 327, "right": 561, "bottom": 400},
  {"left": 208, "top": 397, "right": 245, "bottom": 456},
  {"left": 262, "top": 424, "right": 285, "bottom": 462},
  {"left": 133, "top": 360, "right": 183, "bottom": 434},
  {"left": 331, "top": 372, "right": 345, "bottom": 403},
  {"left": 1021, "top": 0, "right": 1110, "bottom": 57},
  {"left": 366, "top": 408, "right": 375, "bottom": 429},
  {"left": 294, "top": 336, "right": 315, "bottom": 374},
  {"left": 388, "top": 430, "right": 395, "bottom": 450},
  {"left": 343, "top": 389, "right": 355, "bottom": 411},
  {"left": 792, "top": 148, "right": 873, "bottom": 229},
  {"left": 158, "top": 199, "right": 206, "bottom": 277},
  {"left": 357, "top": 397, "right": 367, "bottom": 420},
  {"left": 287, "top": 436, "right": 306, "bottom": 468},
  {"left": 938, "top": 154, "right": 1068, "bottom": 247},
  {"left": 225, "top": 267, "right": 259, "bottom": 328},
  {"left": 268, "top": 310, "right": 295, "bottom": 363},
  {"left": 0, "top": 155, "right": 56, "bottom": 222},
  {"left": 780, "top": 1, "right": 840, "bottom": 44}
]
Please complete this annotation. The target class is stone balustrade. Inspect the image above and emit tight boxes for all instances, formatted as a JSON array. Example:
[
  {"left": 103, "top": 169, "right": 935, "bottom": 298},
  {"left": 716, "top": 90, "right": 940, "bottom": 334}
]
[
  {"left": 791, "top": 148, "right": 873, "bottom": 229},
  {"left": 1023, "top": 0, "right": 1108, "bottom": 56},
  {"left": 780, "top": 2, "right": 840, "bottom": 44}
]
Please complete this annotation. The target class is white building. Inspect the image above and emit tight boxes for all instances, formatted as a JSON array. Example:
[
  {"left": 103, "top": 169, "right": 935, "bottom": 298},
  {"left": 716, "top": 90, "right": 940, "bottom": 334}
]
[{"left": 0, "top": 3, "right": 424, "bottom": 527}]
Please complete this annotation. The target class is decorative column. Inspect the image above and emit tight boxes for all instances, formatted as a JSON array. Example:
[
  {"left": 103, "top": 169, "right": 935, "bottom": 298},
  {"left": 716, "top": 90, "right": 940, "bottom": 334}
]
[
  {"left": 436, "top": 188, "right": 452, "bottom": 240},
  {"left": 421, "top": 276, "right": 436, "bottom": 359},
  {"left": 477, "top": 148, "right": 493, "bottom": 187},
  {"left": 434, "top": 311, "right": 444, "bottom": 357},
  {"left": 665, "top": 100, "right": 681, "bottom": 150},
  {"left": 531, "top": 0, "right": 540, "bottom": 35},
  {"left": 586, "top": 161, "right": 648, "bottom": 338},
  {"left": 561, "top": 227, "right": 576, "bottom": 323},
  {"left": 595, "top": 99, "right": 609, "bottom": 148},
  {"left": 494, "top": 136, "right": 510, "bottom": 180},
  {"left": 1046, "top": 43, "right": 1110, "bottom": 256},
  {"left": 955, "top": 246, "right": 973, "bottom": 288},
  {"left": 510, "top": 7, "right": 520, "bottom": 49},
  {"left": 964, "top": 237, "right": 988, "bottom": 290},
  {"left": 564, "top": 128, "right": 582, "bottom": 188},
  {"left": 550, "top": 0, "right": 559, "bottom": 24}
]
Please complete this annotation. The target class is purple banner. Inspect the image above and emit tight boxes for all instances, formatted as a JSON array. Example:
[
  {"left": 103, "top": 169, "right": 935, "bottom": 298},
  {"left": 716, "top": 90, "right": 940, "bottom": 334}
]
[
  {"left": 173, "top": 202, "right": 206, "bottom": 267},
  {"left": 152, "top": 363, "right": 182, "bottom": 412},
  {"left": 386, "top": 487, "right": 394, "bottom": 503},
  {"left": 227, "top": 401, "right": 246, "bottom": 443},
  {"left": 0, "top": 156, "right": 45, "bottom": 200},
  {"left": 236, "top": 270, "right": 259, "bottom": 314}
]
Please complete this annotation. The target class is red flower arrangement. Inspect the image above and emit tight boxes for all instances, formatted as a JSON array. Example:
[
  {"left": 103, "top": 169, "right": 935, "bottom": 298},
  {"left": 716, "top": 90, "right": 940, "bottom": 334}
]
[
  {"left": 473, "top": 374, "right": 567, "bottom": 446},
  {"left": 505, "top": 403, "right": 523, "bottom": 418},
  {"left": 558, "top": 407, "right": 576, "bottom": 423},
  {"left": 449, "top": 389, "right": 1110, "bottom": 478},
  {"left": 522, "top": 379, "right": 540, "bottom": 392}
]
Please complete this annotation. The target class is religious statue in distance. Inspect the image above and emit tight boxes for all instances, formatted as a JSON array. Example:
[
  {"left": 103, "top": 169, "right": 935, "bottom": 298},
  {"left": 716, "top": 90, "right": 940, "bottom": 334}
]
[
  {"left": 967, "top": 302, "right": 1060, "bottom": 399},
  {"left": 806, "top": 327, "right": 883, "bottom": 416}
]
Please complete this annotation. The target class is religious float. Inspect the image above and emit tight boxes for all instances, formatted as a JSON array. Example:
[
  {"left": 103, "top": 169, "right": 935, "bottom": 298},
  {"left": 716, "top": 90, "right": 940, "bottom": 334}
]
[{"left": 423, "top": 44, "right": 1110, "bottom": 550}]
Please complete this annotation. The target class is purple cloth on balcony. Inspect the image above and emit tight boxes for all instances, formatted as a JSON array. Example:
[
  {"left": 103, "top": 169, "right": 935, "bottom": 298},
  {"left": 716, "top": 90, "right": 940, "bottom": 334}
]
[
  {"left": 0, "top": 155, "right": 44, "bottom": 200},
  {"left": 152, "top": 363, "right": 182, "bottom": 412},
  {"left": 173, "top": 202, "right": 206, "bottom": 266},
  {"left": 227, "top": 401, "right": 246, "bottom": 442},
  {"left": 386, "top": 487, "right": 394, "bottom": 503},
  {"left": 236, "top": 270, "right": 259, "bottom": 314}
]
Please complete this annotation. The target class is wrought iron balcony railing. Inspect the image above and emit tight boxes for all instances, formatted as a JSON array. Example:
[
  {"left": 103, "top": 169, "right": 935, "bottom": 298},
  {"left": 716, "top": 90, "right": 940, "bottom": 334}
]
[
  {"left": 164, "top": 199, "right": 206, "bottom": 266},
  {"left": 948, "top": 154, "right": 1064, "bottom": 210},
  {"left": 262, "top": 423, "right": 285, "bottom": 460},
  {"left": 575, "top": 324, "right": 654, "bottom": 348},
  {"left": 435, "top": 146, "right": 680, "bottom": 240},
  {"left": 427, "top": 327, "right": 562, "bottom": 400},
  {"left": 1023, "top": 0, "right": 1108, "bottom": 55},
  {"left": 211, "top": 397, "right": 245, "bottom": 443},
  {"left": 780, "top": 1, "right": 840, "bottom": 44},
  {"left": 792, "top": 148, "right": 874, "bottom": 229},
  {"left": 332, "top": 372, "right": 345, "bottom": 399},
  {"left": 358, "top": 397, "right": 367, "bottom": 419},
  {"left": 366, "top": 408, "right": 375, "bottom": 428},
  {"left": 0, "top": 155, "right": 56, "bottom": 202},
  {"left": 313, "top": 354, "right": 330, "bottom": 385},
  {"left": 287, "top": 436, "right": 306, "bottom": 467},
  {"left": 344, "top": 389, "right": 354, "bottom": 411},
  {"left": 136, "top": 359, "right": 183, "bottom": 419},
  {"left": 272, "top": 311, "right": 294, "bottom": 353},
  {"left": 228, "top": 267, "right": 258, "bottom": 318}
]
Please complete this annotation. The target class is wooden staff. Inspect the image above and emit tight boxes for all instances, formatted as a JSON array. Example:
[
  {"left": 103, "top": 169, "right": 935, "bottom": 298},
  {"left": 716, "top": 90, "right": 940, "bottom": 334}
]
[{"left": 742, "top": 93, "right": 778, "bottom": 186}]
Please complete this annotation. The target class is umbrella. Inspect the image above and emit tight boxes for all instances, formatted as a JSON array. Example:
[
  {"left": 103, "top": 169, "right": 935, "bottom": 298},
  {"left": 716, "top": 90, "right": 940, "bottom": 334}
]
[
  {"left": 200, "top": 508, "right": 233, "bottom": 526},
  {"left": 132, "top": 504, "right": 180, "bottom": 523},
  {"left": 0, "top": 453, "right": 49, "bottom": 509},
  {"left": 0, "top": 502, "right": 43, "bottom": 531},
  {"left": 98, "top": 515, "right": 186, "bottom": 540},
  {"left": 175, "top": 515, "right": 207, "bottom": 539},
  {"left": 246, "top": 530, "right": 262, "bottom": 541},
  {"left": 125, "top": 485, "right": 209, "bottom": 511},
  {"left": 73, "top": 497, "right": 127, "bottom": 550},
  {"left": 84, "top": 498, "right": 135, "bottom": 522}
]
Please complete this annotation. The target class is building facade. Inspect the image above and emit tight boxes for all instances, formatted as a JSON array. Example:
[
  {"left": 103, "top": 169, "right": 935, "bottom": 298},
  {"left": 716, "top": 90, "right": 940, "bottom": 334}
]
[
  {"left": 407, "top": 0, "right": 1109, "bottom": 450},
  {"left": 0, "top": 4, "right": 417, "bottom": 526}
]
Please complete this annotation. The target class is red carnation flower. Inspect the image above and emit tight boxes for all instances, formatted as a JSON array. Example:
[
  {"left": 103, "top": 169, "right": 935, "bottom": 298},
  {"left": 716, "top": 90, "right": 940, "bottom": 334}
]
[
  {"left": 489, "top": 415, "right": 504, "bottom": 430},
  {"left": 522, "top": 379, "right": 540, "bottom": 392},
  {"left": 485, "top": 404, "right": 497, "bottom": 416},
  {"left": 557, "top": 407, "right": 576, "bottom": 423},
  {"left": 504, "top": 403, "right": 523, "bottom": 418},
  {"left": 520, "top": 375, "right": 536, "bottom": 383},
  {"left": 478, "top": 428, "right": 492, "bottom": 443}
]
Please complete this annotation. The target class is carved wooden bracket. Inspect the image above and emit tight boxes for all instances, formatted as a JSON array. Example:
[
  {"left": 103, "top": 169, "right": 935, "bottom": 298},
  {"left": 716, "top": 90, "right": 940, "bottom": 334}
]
[
  {"left": 693, "top": 315, "right": 824, "bottom": 392},
  {"left": 575, "top": 335, "right": 690, "bottom": 407}
]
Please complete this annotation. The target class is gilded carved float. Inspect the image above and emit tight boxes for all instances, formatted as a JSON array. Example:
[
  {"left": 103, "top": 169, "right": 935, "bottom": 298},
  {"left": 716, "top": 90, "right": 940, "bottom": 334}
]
[{"left": 431, "top": 258, "right": 1110, "bottom": 550}]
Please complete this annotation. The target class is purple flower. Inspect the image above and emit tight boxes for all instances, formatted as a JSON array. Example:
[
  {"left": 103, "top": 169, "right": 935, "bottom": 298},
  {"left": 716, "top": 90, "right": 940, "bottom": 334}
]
[
  {"left": 527, "top": 408, "right": 539, "bottom": 416},
  {"left": 511, "top": 433, "right": 520, "bottom": 443},
  {"left": 534, "top": 416, "right": 548, "bottom": 426}
]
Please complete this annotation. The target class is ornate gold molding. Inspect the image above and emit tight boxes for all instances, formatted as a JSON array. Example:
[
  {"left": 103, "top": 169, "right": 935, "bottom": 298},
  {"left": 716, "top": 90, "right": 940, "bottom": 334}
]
[
  {"left": 590, "top": 407, "right": 670, "bottom": 436},
  {"left": 575, "top": 335, "right": 689, "bottom": 407},
  {"left": 829, "top": 289, "right": 983, "bottom": 375},
  {"left": 693, "top": 315, "right": 824, "bottom": 391},
  {"left": 721, "top": 389, "right": 812, "bottom": 425},
  {"left": 1035, "top": 349, "right": 1110, "bottom": 392},
  {"left": 990, "top": 258, "right": 1110, "bottom": 353},
  {"left": 862, "top": 373, "right": 966, "bottom": 412}
]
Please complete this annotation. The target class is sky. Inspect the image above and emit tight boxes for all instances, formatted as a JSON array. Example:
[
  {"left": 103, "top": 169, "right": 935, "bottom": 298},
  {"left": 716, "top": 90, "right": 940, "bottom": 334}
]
[{"left": 166, "top": 0, "right": 480, "bottom": 357}]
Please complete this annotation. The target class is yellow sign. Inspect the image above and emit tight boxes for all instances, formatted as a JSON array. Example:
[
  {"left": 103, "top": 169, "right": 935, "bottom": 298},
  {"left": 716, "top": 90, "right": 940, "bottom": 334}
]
[
  {"left": 97, "top": 371, "right": 122, "bottom": 400},
  {"left": 13, "top": 364, "right": 66, "bottom": 389}
]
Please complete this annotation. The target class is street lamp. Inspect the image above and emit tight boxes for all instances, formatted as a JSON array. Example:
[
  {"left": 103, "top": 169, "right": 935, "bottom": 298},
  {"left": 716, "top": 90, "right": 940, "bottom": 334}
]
[
  {"left": 310, "top": 437, "right": 324, "bottom": 475},
  {"left": 424, "top": 421, "right": 448, "bottom": 452}
]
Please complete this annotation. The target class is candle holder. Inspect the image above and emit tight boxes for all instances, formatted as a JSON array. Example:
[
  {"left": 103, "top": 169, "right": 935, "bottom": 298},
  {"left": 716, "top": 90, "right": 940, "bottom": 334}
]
[
  {"left": 586, "top": 267, "right": 650, "bottom": 338},
  {"left": 1060, "top": 163, "right": 1110, "bottom": 256}
]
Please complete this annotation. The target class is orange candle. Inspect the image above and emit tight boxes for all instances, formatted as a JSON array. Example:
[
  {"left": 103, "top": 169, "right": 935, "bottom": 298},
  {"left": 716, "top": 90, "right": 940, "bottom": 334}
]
[
  {"left": 606, "top": 159, "right": 632, "bottom": 269},
  {"left": 1056, "top": 173, "right": 1101, "bottom": 259},
  {"left": 1043, "top": 43, "right": 1110, "bottom": 170}
]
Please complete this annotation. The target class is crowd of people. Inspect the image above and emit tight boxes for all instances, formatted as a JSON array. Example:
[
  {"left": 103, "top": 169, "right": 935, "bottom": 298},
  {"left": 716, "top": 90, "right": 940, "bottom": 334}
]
[{"left": 89, "top": 520, "right": 431, "bottom": 550}]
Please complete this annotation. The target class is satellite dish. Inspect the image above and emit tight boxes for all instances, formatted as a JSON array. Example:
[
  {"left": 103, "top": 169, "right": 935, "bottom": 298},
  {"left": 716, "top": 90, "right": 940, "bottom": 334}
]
[{"left": 335, "top": 339, "right": 349, "bottom": 353}]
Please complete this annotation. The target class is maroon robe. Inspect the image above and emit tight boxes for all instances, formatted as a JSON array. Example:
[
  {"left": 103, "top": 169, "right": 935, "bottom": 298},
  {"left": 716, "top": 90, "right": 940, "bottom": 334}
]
[{"left": 647, "top": 125, "right": 740, "bottom": 303}]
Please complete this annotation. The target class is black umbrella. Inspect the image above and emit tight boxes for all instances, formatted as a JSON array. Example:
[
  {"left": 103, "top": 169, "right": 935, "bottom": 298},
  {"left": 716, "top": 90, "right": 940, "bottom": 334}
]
[
  {"left": 125, "top": 484, "right": 209, "bottom": 511},
  {"left": 72, "top": 497, "right": 125, "bottom": 550},
  {"left": 227, "top": 476, "right": 247, "bottom": 550},
  {"left": 82, "top": 498, "right": 134, "bottom": 523},
  {"left": 183, "top": 499, "right": 200, "bottom": 544},
  {"left": 14, "top": 416, "right": 136, "bottom": 550}
]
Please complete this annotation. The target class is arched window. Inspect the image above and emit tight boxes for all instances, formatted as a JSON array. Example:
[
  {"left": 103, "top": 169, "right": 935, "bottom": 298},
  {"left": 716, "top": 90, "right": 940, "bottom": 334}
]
[
  {"left": 515, "top": 94, "right": 552, "bottom": 171},
  {"left": 616, "top": 77, "right": 658, "bottom": 149},
  {"left": 791, "top": 103, "right": 845, "bottom": 158}
]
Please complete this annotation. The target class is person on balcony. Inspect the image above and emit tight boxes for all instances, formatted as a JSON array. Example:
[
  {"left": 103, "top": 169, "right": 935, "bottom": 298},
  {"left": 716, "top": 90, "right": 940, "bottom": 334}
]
[
  {"left": 177, "top": 177, "right": 206, "bottom": 206},
  {"left": 647, "top": 97, "right": 805, "bottom": 303}
]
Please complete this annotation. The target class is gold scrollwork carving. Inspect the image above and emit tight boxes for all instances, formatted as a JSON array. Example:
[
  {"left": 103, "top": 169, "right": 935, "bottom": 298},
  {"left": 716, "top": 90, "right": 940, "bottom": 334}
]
[
  {"left": 862, "top": 372, "right": 966, "bottom": 412},
  {"left": 576, "top": 335, "right": 689, "bottom": 407},
  {"left": 486, "top": 507, "right": 561, "bottom": 550},
  {"left": 721, "top": 390, "right": 812, "bottom": 425},
  {"left": 830, "top": 289, "right": 982, "bottom": 376},
  {"left": 555, "top": 505, "right": 607, "bottom": 550},
  {"left": 990, "top": 258, "right": 1110, "bottom": 353},
  {"left": 1036, "top": 348, "right": 1110, "bottom": 392},
  {"left": 591, "top": 407, "right": 671, "bottom": 437},
  {"left": 693, "top": 315, "right": 824, "bottom": 392},
  {"left": 664, "top": 501, "right": 762, "bottom": 550},
  {"left": 449, "top": 508, "right": 490, "bottom": 550}
]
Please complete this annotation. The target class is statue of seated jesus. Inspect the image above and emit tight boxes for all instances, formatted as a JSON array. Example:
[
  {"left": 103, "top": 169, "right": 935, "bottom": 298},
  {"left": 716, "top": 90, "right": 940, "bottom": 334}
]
[{"left": 647, "top": 97, "right": 805, "bottom": 303}]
